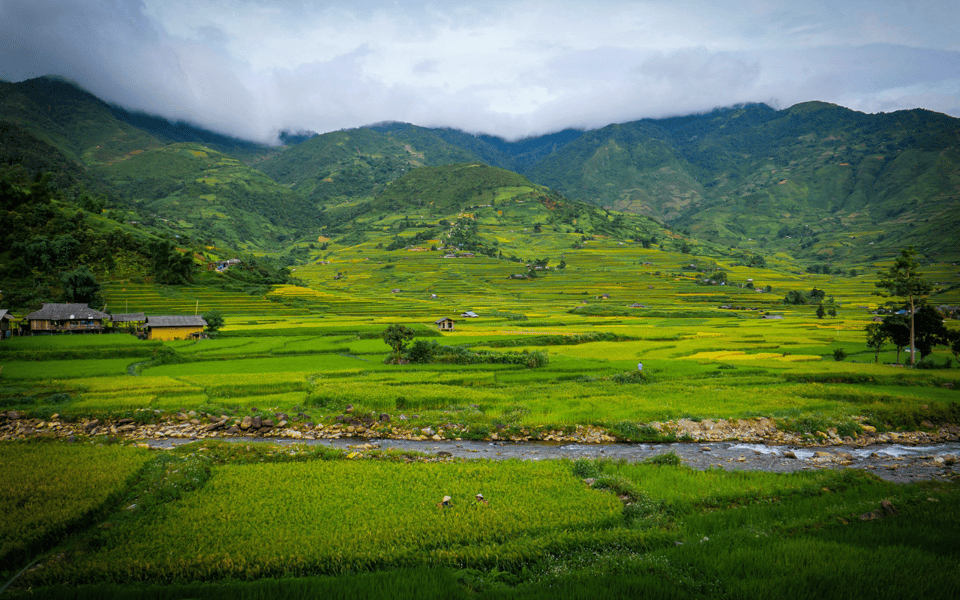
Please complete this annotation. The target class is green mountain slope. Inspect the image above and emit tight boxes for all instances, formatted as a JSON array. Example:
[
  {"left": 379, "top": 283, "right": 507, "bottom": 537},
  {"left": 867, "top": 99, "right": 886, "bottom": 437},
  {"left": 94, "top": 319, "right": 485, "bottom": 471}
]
[
  {"left": 98, "top": 143, "right": 318, "bottom": 250},
  {"left": 256, "top": 126, "right": 482, "bottom": 207},
  {"left": 0, "top": 77, "right": 164, "bottom": 165},
  {"left": 0, "top": 77, "right": 318, "bottom": 251}
]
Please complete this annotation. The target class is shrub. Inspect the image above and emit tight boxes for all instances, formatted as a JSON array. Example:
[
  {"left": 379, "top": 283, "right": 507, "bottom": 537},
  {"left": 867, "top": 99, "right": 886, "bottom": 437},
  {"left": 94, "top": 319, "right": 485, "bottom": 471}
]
[{"left": 833, "top": 348, "right": 847, "bottom": 361}]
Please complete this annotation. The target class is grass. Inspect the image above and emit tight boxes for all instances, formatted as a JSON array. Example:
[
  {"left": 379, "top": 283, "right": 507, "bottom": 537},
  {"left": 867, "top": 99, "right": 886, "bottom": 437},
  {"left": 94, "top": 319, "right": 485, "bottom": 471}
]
[{"left": 2, "top": 443, "right": 958, "bottom": 599}]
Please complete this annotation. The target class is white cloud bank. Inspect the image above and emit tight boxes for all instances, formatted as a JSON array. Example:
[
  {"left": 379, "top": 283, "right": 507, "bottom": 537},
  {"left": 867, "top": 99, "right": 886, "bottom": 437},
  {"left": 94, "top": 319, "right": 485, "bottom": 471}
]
[{"left": 2, "top": 0, "right": 958, "bottom": 143}]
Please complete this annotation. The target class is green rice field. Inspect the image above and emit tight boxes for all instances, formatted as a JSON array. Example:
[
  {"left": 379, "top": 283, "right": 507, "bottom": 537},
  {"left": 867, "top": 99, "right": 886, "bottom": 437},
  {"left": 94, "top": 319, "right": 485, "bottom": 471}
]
[{"left": 2, "top": 240, "right": 958, "bottom": 598}]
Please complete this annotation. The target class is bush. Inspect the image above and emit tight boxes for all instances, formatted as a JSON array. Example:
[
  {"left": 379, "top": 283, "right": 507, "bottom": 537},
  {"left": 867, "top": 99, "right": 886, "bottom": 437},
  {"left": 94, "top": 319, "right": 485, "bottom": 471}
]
[
  {"left": 833, "top": 348, "right": 847, "bottom": 361},
  {"left": 916, "top": 357, "right": 953, "bottom": 370}
]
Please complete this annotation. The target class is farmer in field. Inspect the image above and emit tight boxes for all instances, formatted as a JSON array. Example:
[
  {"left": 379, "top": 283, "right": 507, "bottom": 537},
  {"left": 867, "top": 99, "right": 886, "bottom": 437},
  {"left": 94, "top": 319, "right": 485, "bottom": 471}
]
[
  {"left": 437, "top": 495, "right": 452, "bottom": 509},
  {"left": 637, "top": 362, "right": 643, "bottom": 372},
  {"left": 475, "top": 493, "right": 488, "bottom": 505}
]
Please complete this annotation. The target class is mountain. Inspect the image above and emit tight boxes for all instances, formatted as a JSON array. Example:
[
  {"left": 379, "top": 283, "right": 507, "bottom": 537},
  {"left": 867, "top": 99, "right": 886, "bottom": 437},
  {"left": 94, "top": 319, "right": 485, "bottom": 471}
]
[
  {"left": 258, "top": 103, "right": 960, "bottom": 263},
  {"left": 2, "top": 76, "right": 959, "bottom": 268},
  {"left": 0, "top": 76, "right": 318, "bottom": 251}
]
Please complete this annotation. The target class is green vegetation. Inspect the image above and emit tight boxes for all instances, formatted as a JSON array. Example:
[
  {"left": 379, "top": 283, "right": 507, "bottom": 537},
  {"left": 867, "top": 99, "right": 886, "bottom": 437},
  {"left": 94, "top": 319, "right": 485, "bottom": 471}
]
[
  {"left": 1, "top": 443, "right": 957, "bottom": 599},
  {"left": 1, "top": 76, "right": 959, "bottom": 599}
]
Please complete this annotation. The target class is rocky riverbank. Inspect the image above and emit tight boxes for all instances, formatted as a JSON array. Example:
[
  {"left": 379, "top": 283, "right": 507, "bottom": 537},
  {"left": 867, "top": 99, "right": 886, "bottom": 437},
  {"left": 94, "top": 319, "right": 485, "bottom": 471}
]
[{"left": 2, "top": 409, "right": 959, "bottom": 448}]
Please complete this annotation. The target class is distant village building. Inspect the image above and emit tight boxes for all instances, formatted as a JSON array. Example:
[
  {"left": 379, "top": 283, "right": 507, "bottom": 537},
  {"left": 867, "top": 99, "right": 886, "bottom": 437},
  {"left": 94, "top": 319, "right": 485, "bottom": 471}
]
[
  {"left": 214, "top": 258, "right": 241, "bottom": 272},
  {"left": 146, "top": 315, "right": 207, "bottom": 341},
  {"left": 460, "top": 311, "right": 479, "bottom": 318},
  {"left": 25, "top": 303, "right": 109, "bottom": 334},
  {"left": 111, "top": 313, "right": 146, "bottom": 334},
  {"left": 0, "top": 310, "right": 15, "bottom": 339},
  {"left": 435, "top": 317, "right": 456, "bottom": 331}
]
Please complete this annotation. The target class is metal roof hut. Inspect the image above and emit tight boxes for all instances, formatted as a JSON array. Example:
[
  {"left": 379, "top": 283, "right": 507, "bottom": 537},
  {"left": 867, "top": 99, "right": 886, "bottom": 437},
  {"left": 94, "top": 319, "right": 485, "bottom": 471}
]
[
  {"left": 25, "top": 303, "right": 109, "bottom": 334},
  {"left": 146, "top": 315, "right": 208, "bottom": 341},
  {"left": 435, "top": 317, "right": 456, "bottom": 332}
]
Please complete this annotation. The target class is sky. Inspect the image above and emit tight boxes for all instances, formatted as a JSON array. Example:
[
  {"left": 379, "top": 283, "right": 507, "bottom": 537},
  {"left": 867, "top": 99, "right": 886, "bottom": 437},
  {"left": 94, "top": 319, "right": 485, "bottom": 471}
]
[{"left": 2, "top": 0, "right": 959, "bottom": 143}]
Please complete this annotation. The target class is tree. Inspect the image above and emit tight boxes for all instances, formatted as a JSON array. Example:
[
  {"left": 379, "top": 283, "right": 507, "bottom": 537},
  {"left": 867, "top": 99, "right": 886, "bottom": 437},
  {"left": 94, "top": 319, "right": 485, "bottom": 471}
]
[
  {"left": 148, "top": 239, "right": 195, "bottom": 285},
  {"left": 382, "top": 324, "right": 415, "bottom": 357},
  {"left": 948, "top": 329, "right": 960, "bottom": 363},
  {"left": 60, "top": 266, "right": 103, "bottom": 309},
  {"left": 876, "top": 247, "right": 932, "bottom": 366},
  {"left": 913, "top": 303, "right": 949, "bottom": 360},
  {"left": 865, "top": 322, "right": 888, "bottom": 363},
  {"left": 816, "top": 303, "right": 825, "bottom": 319},
  {"left": 203, "top": 309, "right": 225, "bottom": 333},
  {"left": 880, "top": 314, "right": 911, "bottom": 364},
  {"left": 828, "top": 307, "right": 837, "bottom": 318}
]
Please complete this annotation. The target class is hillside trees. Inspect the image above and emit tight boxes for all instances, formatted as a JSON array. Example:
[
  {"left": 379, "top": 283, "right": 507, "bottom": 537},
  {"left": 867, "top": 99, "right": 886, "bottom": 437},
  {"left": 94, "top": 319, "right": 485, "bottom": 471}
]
[
  {"left": 59, "top": 266, "right": 104, "bottom": 309},
  {"left": 148, "top": 239, "right": 195, "bottom": 285},
  {"left": 876, "top": 247, "right": 932, "bottom": 366}
]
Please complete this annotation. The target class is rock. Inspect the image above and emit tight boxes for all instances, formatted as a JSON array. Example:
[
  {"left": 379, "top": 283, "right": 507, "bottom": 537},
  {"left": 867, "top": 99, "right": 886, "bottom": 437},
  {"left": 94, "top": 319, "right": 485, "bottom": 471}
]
[
  {"left": 84, "top": 419, "right": 100, "bottom": 431},
  {"left": 277, "top": 420, "right": 287, "bottom": 428},
  {"left": 379, "top": 413, "right": 391, "bottom": 423},
  {"left": 117, "top": 418, "right": 135, "bottom": 425},
  {"left": 399, "top": 414, "right": 408, "bottom": 421},
  {"left": 240, "top": 416, "right": 253, "bottom": 430},
  {"left": 5, "top": 411, "right": 20, "bottom": 420},
  {"left": 262, "top": 419, "right": 275, "bottom": 429},
  {"left": 881, "top": 500, "right": 898, "bottom": 516},
  {"left": 345, "top": 405, "right": 354, "bottom": 414},
  {"left": 252, "top": 416, "right": 262, "bottom": 429},
  {"left": 188, "top": 410, "right": 197, "bottom": 417},
  {"left": 942, "top": 454, "right": 957, "bottom": 466},
  {"left": 813, "top": 451, "right": 832, "bottom": 459},
  {"left": 436, "top": 451, "right": 452, "bottom": 458}
]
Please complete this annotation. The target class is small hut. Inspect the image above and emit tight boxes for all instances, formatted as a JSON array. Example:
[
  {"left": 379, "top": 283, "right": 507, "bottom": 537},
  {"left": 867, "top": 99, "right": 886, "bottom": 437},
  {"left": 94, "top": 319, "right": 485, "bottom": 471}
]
[
  {"left": 0, "top": 310, "right": 15, "bottom": 339},
  {"left": 435, "top": 317, "right": 456, "bottom": 332},
  {"left": 111, "top": 312, "right": 146, "bottom": 334}
]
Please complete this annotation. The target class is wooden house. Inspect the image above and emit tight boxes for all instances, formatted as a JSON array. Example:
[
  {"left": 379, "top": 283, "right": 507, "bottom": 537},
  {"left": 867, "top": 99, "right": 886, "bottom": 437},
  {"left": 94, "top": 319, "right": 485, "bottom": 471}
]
[
  {"left": 25, "top": 303, "right": 109, "bottom": 334},
  {"left": 0, "top": 310, "right": 15, "bottom": 339},
  {"left": 435, "top": 317, "right": 456, "bottom": 332},
  {"left": 111, "top": 312, "right": 146, "bottom": 334},
  {"left": 146, "top": 315, "right": 207, "bottom": 341}
]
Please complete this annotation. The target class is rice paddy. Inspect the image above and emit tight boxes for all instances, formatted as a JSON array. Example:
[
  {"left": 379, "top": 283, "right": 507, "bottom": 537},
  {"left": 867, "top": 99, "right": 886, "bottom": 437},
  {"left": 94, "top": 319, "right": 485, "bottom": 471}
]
[{"left": 2, "top": 241, "right": 958, "bottom": 598}]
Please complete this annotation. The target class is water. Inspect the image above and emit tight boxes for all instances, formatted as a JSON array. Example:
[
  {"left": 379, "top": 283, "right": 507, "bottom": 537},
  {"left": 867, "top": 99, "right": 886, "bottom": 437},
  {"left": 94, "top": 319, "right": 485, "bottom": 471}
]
[{"left": 146, "top": 436, "right": 960, "bottom": 483}]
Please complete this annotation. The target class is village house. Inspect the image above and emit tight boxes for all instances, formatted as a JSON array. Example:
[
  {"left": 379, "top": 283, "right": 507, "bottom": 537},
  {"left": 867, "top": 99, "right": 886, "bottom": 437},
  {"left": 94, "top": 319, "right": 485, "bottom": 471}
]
[
  {"left": 25, "top": 303, "right": 110, "bottom": 334},
  {"left": 0, "top": 310, "right": 15, "bottom": 339},
  {"left": 146, "top": 315, "right": 208, "bottom": 341},
  {"left": 435, "top": 317, "right": 456, "bottom": 332},
  {"left": 111, "top": 312, "right": 147, "bottom": 334}
]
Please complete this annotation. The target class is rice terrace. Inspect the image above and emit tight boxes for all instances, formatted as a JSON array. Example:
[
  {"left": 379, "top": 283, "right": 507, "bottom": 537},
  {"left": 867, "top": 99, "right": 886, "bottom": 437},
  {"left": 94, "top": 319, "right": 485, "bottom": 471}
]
[{"left": 1, "top": 77, "right": 960, "bottom": 598}]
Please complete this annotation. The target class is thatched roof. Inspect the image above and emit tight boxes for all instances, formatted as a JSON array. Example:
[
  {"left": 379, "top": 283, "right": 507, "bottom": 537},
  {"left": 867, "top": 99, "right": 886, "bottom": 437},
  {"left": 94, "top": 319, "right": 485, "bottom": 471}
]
[
  {"left": 25, "top": 304, "right": 109, "bottom": 321},
  {"left": 0, "top": 309, "right": 14, "bottom": 321},
  {"left": 147, "top": 315, "right": 207, "bottom": 328}
]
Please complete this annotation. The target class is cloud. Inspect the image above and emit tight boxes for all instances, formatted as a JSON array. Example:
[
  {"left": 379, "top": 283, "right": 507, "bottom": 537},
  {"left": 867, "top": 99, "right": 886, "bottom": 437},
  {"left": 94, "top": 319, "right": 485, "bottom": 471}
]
[{"left": 2, "top": 0, "right": 958, "bottom": 143}]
